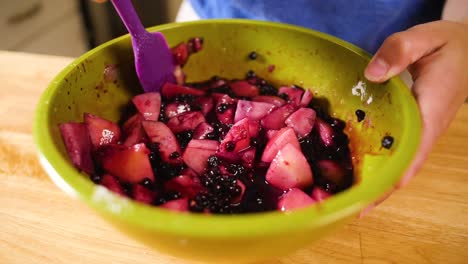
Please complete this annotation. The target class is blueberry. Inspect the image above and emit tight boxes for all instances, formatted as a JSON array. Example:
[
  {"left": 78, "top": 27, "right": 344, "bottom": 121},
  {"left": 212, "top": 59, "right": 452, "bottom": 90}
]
[
  {"left": 248, "top": 51, "right": 257, "bottom": 60},
  {"left": 246, "top": 70, "right": 256, "bottom": 78},
  {"left": 90, "top": 174, "right": 101, "bottom": 184},
  {"left": 355, "top": 109, "right": 366, "bottom": 122},
  {"left": 169, "top": 151, "right": 180, "bottom": 159},
  {"left": 216, "top": 103, "right": 229, "bottom": 113},
  {"left": 382, "top": 136, "right": 394, "bottom": 149}
]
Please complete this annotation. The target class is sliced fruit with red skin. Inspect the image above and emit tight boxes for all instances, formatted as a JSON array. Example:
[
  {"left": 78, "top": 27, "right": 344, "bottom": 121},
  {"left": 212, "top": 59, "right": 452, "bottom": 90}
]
[
  {"left": 215, "top": 150, "right": 240, "bottom": 163},
  {"left": 132, "top": 184, "right": 156, "bottom": 204},
  {"left": 164, "top": 102, "right": 191, "bottom": 119},
  {"left": 266, "top": 143, "right": 313, "bottom": 190},
  {"left": 122, "top": 114, "right": 147, "bottom": 147},
  {"left": 164, "top": 174, "right": 203, "bottom": 198},
  {"left": 311, "top": 187, "right": 331, "bottom": 202},
  {"left": 316, "top": 118, "right": 334, "bottom": 147},
  {"left": 239, "top": 147, "right": 256, "bottom": 168},
  {"left": 195, "top": 96, "right": 214, "bottom": 115},
  {"left": 261, "top": 127, "right": 300, "bottom": 162},
  {"left": 213, "top": 93, "right": 236, "bottom": 125},
  {"left": 166, "top": 111, "right": 206, "bottom": 133},
  {"left": 84, "top": 113, "right": 121, "bottom": 148},
  {"left": 193, "top": 122, "right": 214, "bottom": 139},
  {"left": 229, "top": 80, "right": 260, "bottom": 97},
  {"left": 132, "top": 92, "right": 161, "bottom": 121},
  {"left": 171, "top": 42, "right": 188, "bottom": 65},
  {"left": 278, "top": 188, "right": 316, "bottom": 211},
  {"left": 278, "top": 86, "right": 304, "bottom": 105},
  {"left": 285, "top": 108, "right": 316, "bottom": 138},
  {"left": 317, "top": 160, "right": 346, "bottom": 185},
  {"left": 234, "top": 100, "right": 276, "bottom": 123},
  {"left": 101, "top": 174, "right": 126, "bottom": 196},
  {"left": 232, "top": 180, "right": 246, "bottom": 204},
  {"left": 97, "top": 143, "right": 155, "bottom": 183},
  {"left": 161, "top": 198, "right": 189, "bottom": 212},
  {"left": 248, "top": 120, "right": 260, "bottom": 138},
  {"left": 141, "top": 121, "right": 182, "bottom": 165},
  {"left": 59, "top": 122, "right": 94, "bottom": 174},
  {"left": 300, "top": 89, "right": 313, "bottom": 106},
  {"left": 252, "top": 95, "right": 286, "bottom": 107},
  {"left": 266, "top": 129, "right": 279, "bottom": 140},
  {"left": 173, "top": 65, "right": 186, "bottom": 85},
  {"left": 219, "top": 118, "right": 251, "bottom": 154},
  {"left": 183, "top": 139, "right": 219, "bottom": 174},
  {"left": 260, "top": 104, "right": 296, "bottom": 130},
  {"left": 161, "top": 82, "right": 205, "bottom": 99}
]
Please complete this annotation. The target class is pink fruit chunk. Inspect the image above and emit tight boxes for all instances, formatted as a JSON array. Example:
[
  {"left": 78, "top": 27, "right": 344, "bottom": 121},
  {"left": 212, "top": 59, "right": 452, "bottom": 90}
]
[
  {"left": 317, "top": 160, "right": 346, "bottom": 185},
  {"left": 161, "top": 82, "right": 205, "bottom": 99},
  {"left": 229, "top": 80, "right": 260, "bottom": 97},
  {"left": 248, "top": 120, "right": 260, "bottom": 138},
  {"left": 219, "top": 118, "right": 251, "bottom": 154},
  {"left": 132, "top": 92, "right": 161, "bottom": 121},
  {"left": 132, "top": 184, "right": 156, "bottom": 204},
  {"left": 261, "top": 127, "right": 300, "bottom": 162},
  {"left": 122, "top": 114, "right": 147, "bottom": 147},
  {"left": 316, "top": 118, "right": 335, "bottom": 146},
  {"left": 84, "top": 113, "right": 121, "bottom": 148},
  {"left": 161, "top": 198, "right": 189, "bottom": 212},
  {"left": 183, "top": 139, "right": 219, "bottom": 174},
  {"left": 167, "top": 111, "right": 206, "bottom": 133},
  {"left": 165, "top": 174, "right": 203, "bottom": 198},
  {"left": 101, "top": 174, "right": 126, "bottom": 196},
  {"left": 266, "top": 143, "right": 313, "bottom": 190},
  {"left": 142, "top": 121, "right": 182, "bottom": 165},
  {"left": 173, "top": 65, "right": 186, "bottom": 85},
  {"left": 311, "top": 187, "right": 331, "bottom": 202},
  {"left": 195, "top": 96, "right": 214, "bottom": 115},
  {"left": 278, "top": 86, "right": 304, "bottom": 105},
  {"left": 171, "top": 42, "right": 188, "bottom": 66},
  {"left": 300, "top": 89, "right": 313, "bottom": 106},
  {"left": 260, "top": 104, "right": 296, "bottom": 130},
  {"left": 164, "top": 103, "right": 191, "bottom": 119},
  {"left": 193, "top": 122, "right": 214, "bottom": 139},
  {"left": 278, "top": 188, "right": 316, "bottom": 211},
  {"left": 59, "top": 122, "right": 94, "bottom": 174},
  {"left": 234, "top": 100, "right": 276, "bottom": 123},
  {"left": 232, "top": 180, "right": 246, "bottom": 204},
  {"left": 239, "top": 147, "right": 256, "bottom": 168},
  {"left": 213, "top": 93, "right": 236, "bottom": 125},
  {"left": 252, "top": 95, "right": 286, "bottom": 107},
  {"left": 285, "top": 108, "right": 316, "bottom": 138},
  {"left": 266, "top": 129, "right": 279, "bottom": 140},
  {"left": 98, "top": 143, "right": 154, "bottom": 183}
]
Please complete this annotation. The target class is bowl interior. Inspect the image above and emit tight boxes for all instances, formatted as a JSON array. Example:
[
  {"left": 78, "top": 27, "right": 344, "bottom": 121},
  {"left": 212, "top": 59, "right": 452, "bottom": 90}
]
[{"left": 34, "top": 20, "right": 421, "bottom": 238}]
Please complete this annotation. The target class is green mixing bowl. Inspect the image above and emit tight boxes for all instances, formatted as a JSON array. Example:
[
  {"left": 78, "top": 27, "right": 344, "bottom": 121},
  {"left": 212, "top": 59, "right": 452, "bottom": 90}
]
[{"left": 34, "top": 19, "right": 421, "bottom": 262}]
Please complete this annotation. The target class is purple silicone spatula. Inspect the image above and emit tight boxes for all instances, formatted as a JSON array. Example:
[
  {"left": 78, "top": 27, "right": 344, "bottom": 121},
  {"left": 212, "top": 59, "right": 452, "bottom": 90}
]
[{"left": 111, "top": 0, "right": 175, "bottom": 92}]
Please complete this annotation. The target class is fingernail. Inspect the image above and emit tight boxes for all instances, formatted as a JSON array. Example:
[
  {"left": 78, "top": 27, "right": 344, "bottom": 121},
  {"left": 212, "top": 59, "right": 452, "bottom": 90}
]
[{"left": 365, "top": 58, "right": 389, "bottom": 81}]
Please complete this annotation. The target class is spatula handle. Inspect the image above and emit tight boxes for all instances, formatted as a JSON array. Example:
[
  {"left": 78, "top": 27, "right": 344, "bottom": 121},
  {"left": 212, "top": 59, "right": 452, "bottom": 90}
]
[{"left": 111, "top": 0, "right": 147, "bottom": 38}]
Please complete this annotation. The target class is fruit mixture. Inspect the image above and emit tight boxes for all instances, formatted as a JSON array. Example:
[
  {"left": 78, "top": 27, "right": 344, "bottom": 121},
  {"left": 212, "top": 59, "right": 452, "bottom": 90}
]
[{"left": 59, "top": 37, "right": 356, "bottom": 214}]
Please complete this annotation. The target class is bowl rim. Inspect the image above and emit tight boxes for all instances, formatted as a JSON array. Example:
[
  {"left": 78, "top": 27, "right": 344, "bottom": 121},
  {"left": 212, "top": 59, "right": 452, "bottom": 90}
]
[{"left": 34, "top": 19, "right": 421, "bottom": 238}]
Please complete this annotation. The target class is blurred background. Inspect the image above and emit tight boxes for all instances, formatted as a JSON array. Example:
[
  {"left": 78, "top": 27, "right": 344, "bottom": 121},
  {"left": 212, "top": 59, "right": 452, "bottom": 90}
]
[{"left": 1, "top": 0, "right": 183, "bottom": 57}]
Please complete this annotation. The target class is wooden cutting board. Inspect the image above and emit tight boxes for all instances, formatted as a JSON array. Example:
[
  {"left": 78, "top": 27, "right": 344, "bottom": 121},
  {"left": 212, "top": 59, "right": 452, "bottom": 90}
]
[{"left": 1, "top": 51, "right": 467, "bottom": 264}]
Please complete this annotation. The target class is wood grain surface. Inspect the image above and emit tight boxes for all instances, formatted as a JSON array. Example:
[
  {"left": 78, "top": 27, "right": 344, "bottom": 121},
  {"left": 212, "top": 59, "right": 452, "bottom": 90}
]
[{"left": 0, "top": 51, "right": 467, "bottom": 264}]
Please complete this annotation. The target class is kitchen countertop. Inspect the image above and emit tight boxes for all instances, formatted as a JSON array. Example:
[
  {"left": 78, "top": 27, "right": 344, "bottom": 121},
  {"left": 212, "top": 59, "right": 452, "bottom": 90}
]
[{"left": 1, "top": 51, "right": 467, "bottom": 264}]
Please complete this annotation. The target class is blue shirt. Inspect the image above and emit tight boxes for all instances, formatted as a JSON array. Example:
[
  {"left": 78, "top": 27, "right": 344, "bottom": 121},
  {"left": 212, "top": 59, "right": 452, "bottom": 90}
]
[{"left": 189, "top": 0, "right": 444, "bottom": 53}]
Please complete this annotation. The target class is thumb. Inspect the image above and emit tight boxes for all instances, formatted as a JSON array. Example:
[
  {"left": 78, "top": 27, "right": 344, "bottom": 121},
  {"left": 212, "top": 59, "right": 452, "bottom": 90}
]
[{"left": 364, "top": 22, "right": 449, "bottom": 83}]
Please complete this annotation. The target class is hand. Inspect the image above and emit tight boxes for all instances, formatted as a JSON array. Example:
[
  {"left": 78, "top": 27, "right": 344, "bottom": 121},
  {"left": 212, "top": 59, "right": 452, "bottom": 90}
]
[{"left": 360, "top": 19, "right": 468, "bottom": 216}]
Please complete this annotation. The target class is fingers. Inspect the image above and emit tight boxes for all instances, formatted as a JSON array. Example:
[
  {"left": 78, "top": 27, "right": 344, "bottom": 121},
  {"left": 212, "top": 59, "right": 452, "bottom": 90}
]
[{"left": 364, "top": 22, "right": 451, "bottom": 82}]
